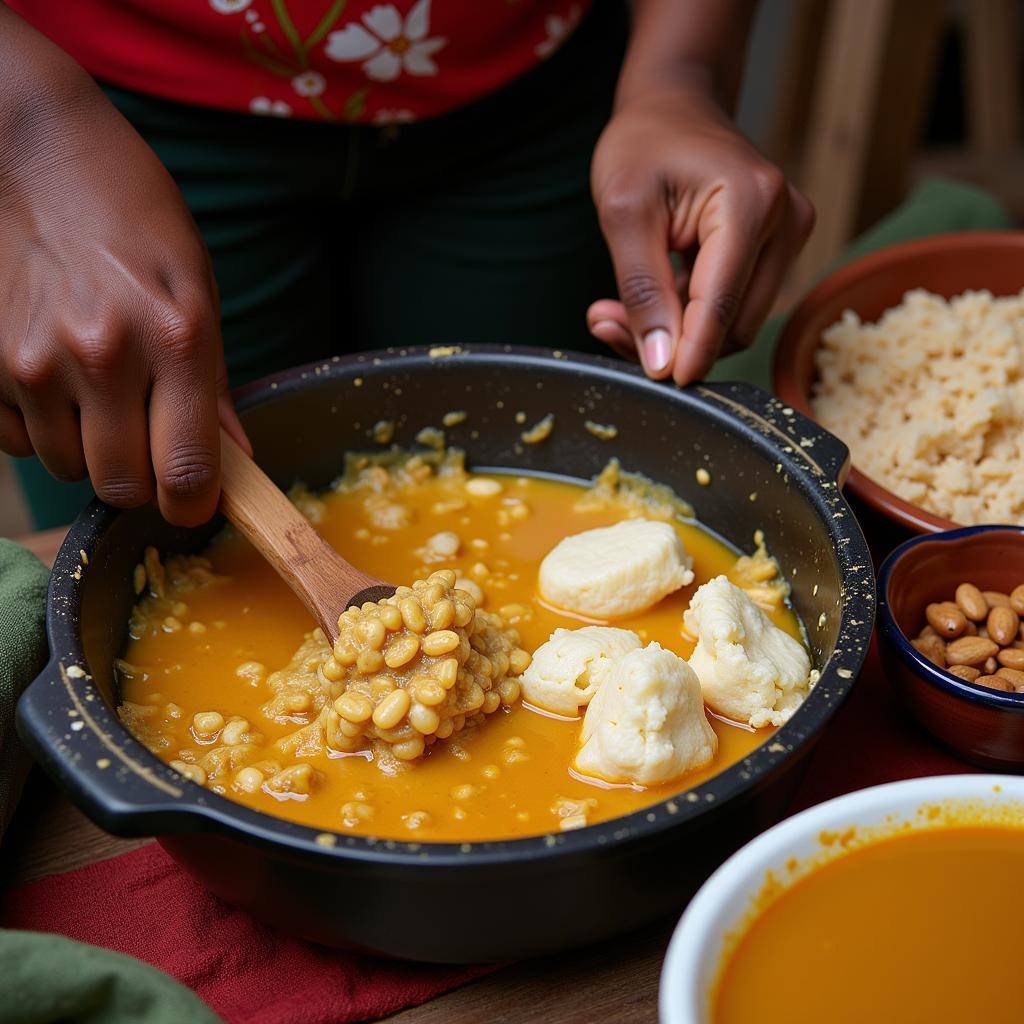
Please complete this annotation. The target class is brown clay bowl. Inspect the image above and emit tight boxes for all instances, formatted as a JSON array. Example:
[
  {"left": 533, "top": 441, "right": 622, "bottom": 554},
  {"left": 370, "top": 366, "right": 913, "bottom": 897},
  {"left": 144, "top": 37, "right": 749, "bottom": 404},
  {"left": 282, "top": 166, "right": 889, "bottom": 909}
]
[
  {"left": 774, "top": 230, "right": 1024, "bottom": 535},
  {"left": 878, "top": 525, "right": 1024, "bottom": 769}
]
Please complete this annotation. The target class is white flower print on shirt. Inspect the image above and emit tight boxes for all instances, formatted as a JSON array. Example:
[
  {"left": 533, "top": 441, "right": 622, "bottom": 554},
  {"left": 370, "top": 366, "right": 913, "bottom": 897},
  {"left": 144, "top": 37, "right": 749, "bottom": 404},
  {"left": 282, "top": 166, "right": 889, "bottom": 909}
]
[
  {"left": 292, "top": 71, "right": 326, "bottom": 97},
  {"left": 325, "top": 0, "right": 446, "bottom": 82},
  {"left": 536, "top": 5, "right": 582, "bottom": 59},
  {"left": 250, "top": 96, "right": 292, "bottom": 117},
  {"left": 241, "top": 7, "right": 266, "bottom": 31},
  {"left": 210, "top": 0, "right": 252, "bottom": 13}
]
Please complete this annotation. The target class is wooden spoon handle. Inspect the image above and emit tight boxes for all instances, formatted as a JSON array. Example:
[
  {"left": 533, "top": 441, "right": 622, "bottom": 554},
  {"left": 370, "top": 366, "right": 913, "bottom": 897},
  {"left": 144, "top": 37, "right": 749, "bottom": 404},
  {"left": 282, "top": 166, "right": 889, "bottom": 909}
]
[{"left": 218, "top": 428, "right": 381, "bottom": 644}]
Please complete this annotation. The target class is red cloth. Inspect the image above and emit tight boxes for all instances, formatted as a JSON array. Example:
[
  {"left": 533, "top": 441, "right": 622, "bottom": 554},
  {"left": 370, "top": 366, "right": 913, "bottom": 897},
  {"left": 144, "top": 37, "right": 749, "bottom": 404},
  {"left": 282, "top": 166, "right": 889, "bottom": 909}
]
[
  {"left": 1, "top": 841, "right": 494, "bottom": 1022},
  {"left": 0, "top": 640, "right": 975, "bottom": 1023},
  {"left": 8, "top": 0, "right": 592, "bottom": 124}
]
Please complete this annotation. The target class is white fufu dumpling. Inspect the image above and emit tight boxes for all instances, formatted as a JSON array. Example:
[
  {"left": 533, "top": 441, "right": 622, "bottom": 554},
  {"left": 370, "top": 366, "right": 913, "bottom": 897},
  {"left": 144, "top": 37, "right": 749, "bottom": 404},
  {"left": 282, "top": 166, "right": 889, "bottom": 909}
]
[
  {"left": 520, "top": 626, "right": 642, "bottom": 715},
  {"left": 574, "top": 643, "right": 717, "bottom": 785},
  {"left": 538, "top": 518, "right": 694, "bottom": 619},
  {"left": 684, "top": 575, "right": 812, "bottom": 729}
]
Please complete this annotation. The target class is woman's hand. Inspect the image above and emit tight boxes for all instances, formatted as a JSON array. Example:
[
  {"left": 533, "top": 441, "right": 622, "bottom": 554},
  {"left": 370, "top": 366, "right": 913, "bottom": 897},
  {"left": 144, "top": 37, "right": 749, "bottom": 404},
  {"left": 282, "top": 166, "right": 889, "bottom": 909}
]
[
  {"left": 589, "top": 86, "right": 813, "bottom": 383},
  {"left": 0, "top": 9, "right": 248, "bottom": 526},
  {"left": 588, "top": 25, "right": 814, "bottom": 385}
]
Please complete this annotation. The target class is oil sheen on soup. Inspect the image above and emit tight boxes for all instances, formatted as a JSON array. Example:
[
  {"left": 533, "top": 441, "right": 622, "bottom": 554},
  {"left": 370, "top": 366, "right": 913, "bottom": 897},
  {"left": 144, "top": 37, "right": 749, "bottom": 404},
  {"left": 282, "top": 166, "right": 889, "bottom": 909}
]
[
  {"left": 713, "top": 824, "right": 1024, "bottom": 1024},
  {"left": 118, "top": 457, "right": 807, "bottom": 842}
]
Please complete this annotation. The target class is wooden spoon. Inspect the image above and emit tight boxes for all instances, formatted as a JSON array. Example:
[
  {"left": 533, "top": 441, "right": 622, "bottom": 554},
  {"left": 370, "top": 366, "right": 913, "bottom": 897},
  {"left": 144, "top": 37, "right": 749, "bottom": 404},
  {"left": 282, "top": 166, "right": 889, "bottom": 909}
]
[{"left": 218, "top": 428, "right": 394, "bottom": 645}]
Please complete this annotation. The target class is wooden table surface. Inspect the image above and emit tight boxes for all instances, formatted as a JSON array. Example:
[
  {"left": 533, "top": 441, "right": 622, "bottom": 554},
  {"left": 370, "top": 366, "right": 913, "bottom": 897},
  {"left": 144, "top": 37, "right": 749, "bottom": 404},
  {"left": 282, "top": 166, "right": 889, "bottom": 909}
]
[{"left": 3, "top": 526, "right": 668, "bottom": 1024}]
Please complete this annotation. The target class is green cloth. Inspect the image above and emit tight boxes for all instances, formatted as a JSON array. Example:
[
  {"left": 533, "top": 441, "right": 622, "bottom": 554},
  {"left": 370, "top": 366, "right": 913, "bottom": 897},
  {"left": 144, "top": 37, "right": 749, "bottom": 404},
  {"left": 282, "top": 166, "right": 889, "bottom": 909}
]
[
  {"left": 0, "top": 931, "right": 221, "bottom": 1024},
  {"left": 708, "top": 176, "right": 1013, "bottom": 391},
  {"left": 0, "top": 539, "right": 221, "bottom": 1023},
  {"left": 0, "top": 541, "right": 50, "bottom": 840}
]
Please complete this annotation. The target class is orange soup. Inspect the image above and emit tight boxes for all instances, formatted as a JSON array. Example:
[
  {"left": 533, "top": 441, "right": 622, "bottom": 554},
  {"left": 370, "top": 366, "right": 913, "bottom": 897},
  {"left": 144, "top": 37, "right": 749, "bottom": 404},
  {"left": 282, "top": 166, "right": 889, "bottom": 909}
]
[
  {"left": 714, "top": 825, "right": 1024, "bottom": 1024},
  {"left": 118, "top": 457, "right": 804, "bottom": 842}
]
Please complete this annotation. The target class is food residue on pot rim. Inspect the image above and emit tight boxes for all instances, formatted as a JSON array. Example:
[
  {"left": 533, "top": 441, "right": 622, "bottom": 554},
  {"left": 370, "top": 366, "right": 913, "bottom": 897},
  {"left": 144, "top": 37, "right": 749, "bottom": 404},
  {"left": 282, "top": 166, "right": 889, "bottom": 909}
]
[
  {"left": 372, "top": 420, "right": 396, "bottom": 445},
  {"left": 521, "top": 414, "right": 554, "bottom": 445},
  {"left": 584, "top": 421, "right": 618, "bottom": 441}
]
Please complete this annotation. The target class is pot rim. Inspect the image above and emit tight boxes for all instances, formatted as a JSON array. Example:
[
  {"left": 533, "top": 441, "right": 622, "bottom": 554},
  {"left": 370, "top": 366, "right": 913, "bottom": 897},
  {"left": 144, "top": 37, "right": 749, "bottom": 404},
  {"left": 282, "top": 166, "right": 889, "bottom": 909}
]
[{"left": 28, "top": 344, "right": 876, "bottom": 867}]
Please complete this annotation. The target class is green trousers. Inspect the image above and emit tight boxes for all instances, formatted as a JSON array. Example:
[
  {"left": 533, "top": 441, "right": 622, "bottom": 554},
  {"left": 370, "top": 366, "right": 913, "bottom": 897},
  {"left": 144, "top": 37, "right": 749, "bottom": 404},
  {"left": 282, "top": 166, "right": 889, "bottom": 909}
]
[{"left": 15, "top": 1, "right": 627, "bottom": 527}]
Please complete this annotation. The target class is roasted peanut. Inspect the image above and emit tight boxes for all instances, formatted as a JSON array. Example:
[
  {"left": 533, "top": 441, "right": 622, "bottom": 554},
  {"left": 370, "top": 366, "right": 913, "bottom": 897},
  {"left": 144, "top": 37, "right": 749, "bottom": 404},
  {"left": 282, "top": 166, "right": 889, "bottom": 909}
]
[
  {"left": 945, "top": 636, "right": 999, "bottom": 666},
  {"left": 925, "top": 602, "right": 967, "bottom": 639},
  {"left": 983, "top": 590, "right": 1012, "bottom": 608},
  {"left": 975, "top": 674, "right": 1014, "bottom": 692},
  {"left": 1012, "top": 584, "right": 1024, "bottom": 616},
  {"left": 947, "top": 664, "right": 981, "bottom": 682},
  {"left": 997, "top": 647, "right": 1024, "bottom": 670},
  {"left": 996, "top": 667, "right": 1024, "bottom": 688},
  {"left": 955, "top": 583, "right": 988, "bottom": 621},
  {"left": 912, "top": 636, "right": 946, "bottom": 667},
  {"left": 987, "top": 605, "right": 1020, "bottom": 646}
]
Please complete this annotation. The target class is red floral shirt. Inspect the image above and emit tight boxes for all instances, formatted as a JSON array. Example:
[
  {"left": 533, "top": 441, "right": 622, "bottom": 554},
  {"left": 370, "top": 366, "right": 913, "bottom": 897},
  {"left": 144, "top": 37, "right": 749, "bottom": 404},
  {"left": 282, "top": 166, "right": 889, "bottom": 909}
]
[{"left": 10, "top": 0, "right": 592, "bottom": 123}]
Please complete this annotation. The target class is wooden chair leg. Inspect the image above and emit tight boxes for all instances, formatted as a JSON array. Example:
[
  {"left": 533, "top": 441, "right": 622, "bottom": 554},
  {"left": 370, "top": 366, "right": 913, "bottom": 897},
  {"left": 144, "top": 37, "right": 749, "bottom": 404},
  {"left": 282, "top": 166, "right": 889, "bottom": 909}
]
[
  {"left": 791, "top": 0, "right": 894, "bottom": 292},
  {"left": 965, "top": 0, "right": 1021, "bottom": 155},
  {"left": 856, "top": 0, "right": 945, "bottom": 231},
  {"left": 791, "top": 0, "right": 946, "bottom": 291},
  {"left": 760, "top": 0, "right": 827, "bottom": 170}
]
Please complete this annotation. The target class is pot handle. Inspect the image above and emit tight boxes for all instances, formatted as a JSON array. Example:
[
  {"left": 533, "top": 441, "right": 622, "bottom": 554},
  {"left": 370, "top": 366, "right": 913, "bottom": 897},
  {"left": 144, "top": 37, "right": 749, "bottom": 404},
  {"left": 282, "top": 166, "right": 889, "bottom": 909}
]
[
  {"left": 695, "top": 380, "right": 851, "bottom": 486},
  {"left": 16, "top": 658, "right": 202, "bottom": 837}
]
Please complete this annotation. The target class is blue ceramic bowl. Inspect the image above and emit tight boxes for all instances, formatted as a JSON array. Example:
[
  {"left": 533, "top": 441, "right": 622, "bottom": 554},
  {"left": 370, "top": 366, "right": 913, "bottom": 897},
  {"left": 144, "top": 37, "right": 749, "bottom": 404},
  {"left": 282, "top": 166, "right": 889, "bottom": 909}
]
[{"left": 878, "top": 525, "right": 1024, "bottom": 769}]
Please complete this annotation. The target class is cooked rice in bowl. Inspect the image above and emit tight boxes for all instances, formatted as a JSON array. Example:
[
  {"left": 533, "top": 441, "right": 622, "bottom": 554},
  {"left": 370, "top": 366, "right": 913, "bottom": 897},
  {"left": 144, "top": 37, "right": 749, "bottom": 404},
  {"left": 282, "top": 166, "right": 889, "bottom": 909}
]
[{"left": 811, "top": 288, "right": 1024, "bottom": 526}]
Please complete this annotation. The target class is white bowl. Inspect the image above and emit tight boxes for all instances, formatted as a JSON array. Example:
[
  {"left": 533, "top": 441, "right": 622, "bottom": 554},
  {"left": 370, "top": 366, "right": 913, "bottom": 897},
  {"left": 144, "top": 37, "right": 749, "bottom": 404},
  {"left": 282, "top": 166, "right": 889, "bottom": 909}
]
[{"left": 659, "top": 774, "right": 1024, "bottom": 1024}]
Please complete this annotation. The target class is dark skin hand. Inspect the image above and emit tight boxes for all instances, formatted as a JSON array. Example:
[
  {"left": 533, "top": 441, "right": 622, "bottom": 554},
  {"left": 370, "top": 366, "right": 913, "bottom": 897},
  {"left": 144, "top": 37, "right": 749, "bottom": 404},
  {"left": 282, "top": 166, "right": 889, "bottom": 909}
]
[
  {"left": 0, "top": 2, "right": 809, "bottom": 527},
  {"left": 0, "top": 6, "right": 249, "bottom": 527},
  {"left": 588, "top": 0, "right": 814, "bottom": 383}
]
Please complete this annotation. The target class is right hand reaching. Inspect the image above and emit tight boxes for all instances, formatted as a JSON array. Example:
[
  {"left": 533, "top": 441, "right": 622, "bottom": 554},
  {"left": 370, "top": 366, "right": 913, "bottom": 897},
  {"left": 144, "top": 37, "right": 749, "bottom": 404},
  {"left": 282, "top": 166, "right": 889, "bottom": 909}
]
[{"left": 0, "top": 9, "right": 248, "bottom": 526}]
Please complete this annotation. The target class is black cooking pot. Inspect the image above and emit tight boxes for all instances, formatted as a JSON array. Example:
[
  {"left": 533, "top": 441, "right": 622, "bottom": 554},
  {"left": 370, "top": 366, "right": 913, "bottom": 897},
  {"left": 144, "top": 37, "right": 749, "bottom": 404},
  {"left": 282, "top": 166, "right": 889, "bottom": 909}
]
[{"left": 17, "top": 347, "right": 874, "bottom": 962}]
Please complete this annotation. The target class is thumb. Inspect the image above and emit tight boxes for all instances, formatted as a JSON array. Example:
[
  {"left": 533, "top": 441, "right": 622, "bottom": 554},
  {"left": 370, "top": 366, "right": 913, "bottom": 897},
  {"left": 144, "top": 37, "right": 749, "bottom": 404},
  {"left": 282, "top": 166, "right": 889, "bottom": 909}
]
[{"left": 598, "top": 192, "right": 681, "bottom": 378}]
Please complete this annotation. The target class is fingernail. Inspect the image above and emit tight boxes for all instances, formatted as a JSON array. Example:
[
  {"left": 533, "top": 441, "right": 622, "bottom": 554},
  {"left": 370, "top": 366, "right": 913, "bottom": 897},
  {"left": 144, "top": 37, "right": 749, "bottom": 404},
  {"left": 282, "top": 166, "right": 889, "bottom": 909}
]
[{"left": 643, "top": 329, "right": 673, "bottom": 373}]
